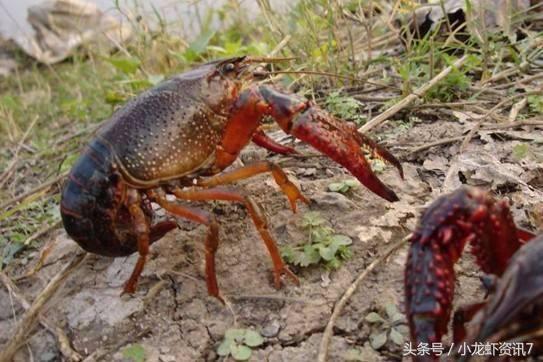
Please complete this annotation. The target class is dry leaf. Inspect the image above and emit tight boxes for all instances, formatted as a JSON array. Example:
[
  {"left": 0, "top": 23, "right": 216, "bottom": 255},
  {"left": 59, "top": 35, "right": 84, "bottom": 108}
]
[
  {"left": 443, "top": 150, "right": 541, "bottom": 195},
  {"left": 369, "top": 198, "right": 419, "bottom": 230},
  {"left": 422, "top": 155, "right": 449, "bottom": 173},
  {"left": 452, "top": 110, "right": 479, "bottom": 124},
  {"left": 356, "top": 226, "right": 393, "bottom": 243}
]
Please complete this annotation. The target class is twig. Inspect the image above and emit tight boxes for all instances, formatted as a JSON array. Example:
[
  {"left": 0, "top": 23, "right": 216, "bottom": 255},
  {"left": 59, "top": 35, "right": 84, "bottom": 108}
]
[
  {"left": 9, "top": 221, "right": 64, "bottom": 281},
  {"left": 408, "top": 100, "right": 492, "bottom": 109},
  {"left": 484, "top": 119, "right": 543, "bottom": 130},
  {"left": 407, "top": 136, "right": 466, "bottom": 155},
  {"left": 460, "top": 90, "right": 543, "bottom": 152},
  {"left": 0, "top": 252, "right": 87, "bottom": 362},
  {"left": 53, "top": 122, "right": 101, "bottom": 146},
  {"left": 469, "top": 85, "right": 507, "bottom": 97},
  {"left": 16, "top": 236, "right": 61, "bottom": 281},
  {"left": 24, "top": 220, "right": 62, "bottom": 246},
  {"left": 0, "top": 171, "right": 68, "bottom": 211},
  {"left": 495, "top": 72, "right": 543, "bottom": 90},
  {"left": 269, "top": 35, "right": 291, "bottom": 56},
  {"left": 143, "top": 279, "right": 168, "bottom": 306},
  {"left": 479, "top": 67, "right": 519, "bottom": 86},
  {"left": 508, "top": 98, "right": 527, "bottom": 122},
  {"left": 0, "top": 115, "right": 39, "bottom": 189},
  {"left": 468, "top": 105, "right": 509, "bottom": 123},
  {"left": 407, "top": 118, "right": 543, "bottom": 155},
  {"left": 359, "top": 55, "right": 468, "bottom": 133},
  {"left": 263, "top": 69, "right": 390, "bottom": 88},
  {"left": 0, "top": 272, "right": 82, "bottom": 361},
  {"left": 317, "top": 235, "right": 409, "bottom": 362},
  {"left": 224, "top": 297, "right": 238, "bottom": 327},
  {"left": 166, "top": 269, "right": 201, "bottom": 283},
  {"left": 353, "top": 95, "right": 395, "bottom": 103}
]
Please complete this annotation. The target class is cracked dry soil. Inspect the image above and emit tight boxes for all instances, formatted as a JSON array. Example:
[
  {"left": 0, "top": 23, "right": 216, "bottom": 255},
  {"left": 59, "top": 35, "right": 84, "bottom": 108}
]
[{"left": 1, "top": 117, "right": 540, "bottom": 361}]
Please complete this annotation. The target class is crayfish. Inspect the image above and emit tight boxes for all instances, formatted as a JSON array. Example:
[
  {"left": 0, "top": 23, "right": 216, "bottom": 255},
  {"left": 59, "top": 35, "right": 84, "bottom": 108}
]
[
  {"left": 60, "top": 56, "right": 403, "bottom": 302},
  {"left": 405, "top": 186, "right": 542, "bottom": 361}
]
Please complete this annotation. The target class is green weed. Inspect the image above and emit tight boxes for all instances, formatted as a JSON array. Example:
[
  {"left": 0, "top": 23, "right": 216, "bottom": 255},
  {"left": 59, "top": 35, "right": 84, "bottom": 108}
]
[
  {"left": 528, "top": 95, "right": 543, "bottom": 114},
  {"left": 281, "top": 211, "right": 352, "bottom": 270},
  {"left": 365, "top": 302, "right": 408, "bottom": 350},
  {"left": 325, "top": 91, "right": 366, "bottom": 125},
  {"left": 328, "top": 179, "right": 358, "bottom": 194},
  {"left": 217, "top": 328, "right": 264, "bottom": 361},
  {"left": 122, "top": 344, "right": 146, "bottom": 362}
]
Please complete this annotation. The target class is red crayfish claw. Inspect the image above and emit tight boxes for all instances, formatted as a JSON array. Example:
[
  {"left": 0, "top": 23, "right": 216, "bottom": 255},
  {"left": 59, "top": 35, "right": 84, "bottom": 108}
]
[
  {"left": 404, "top": 186, "right": 537, "bottom": 360},
  {"left": 257, "top": 86, "right": 404, "bottom": 202}
]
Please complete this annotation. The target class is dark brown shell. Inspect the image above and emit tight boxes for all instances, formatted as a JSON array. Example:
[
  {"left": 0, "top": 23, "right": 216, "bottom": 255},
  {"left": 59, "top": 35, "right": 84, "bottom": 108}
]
[
  {"left": 97, "top": 62, "right": 242, "bottom": 186},
  {"left": 99, "top": 90, "right": 224, "bottom": 185}
]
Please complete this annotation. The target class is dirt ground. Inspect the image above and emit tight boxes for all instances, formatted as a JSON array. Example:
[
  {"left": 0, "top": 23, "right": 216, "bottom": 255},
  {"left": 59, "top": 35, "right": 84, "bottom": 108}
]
[{"left": 0, "top": 115, "right": 542, "bottom": 361}]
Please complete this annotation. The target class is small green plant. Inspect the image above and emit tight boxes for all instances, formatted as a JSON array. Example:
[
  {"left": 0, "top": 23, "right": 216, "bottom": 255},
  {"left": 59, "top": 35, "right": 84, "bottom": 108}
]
[
  {"left": 512, "top": 143, "right": 531, "bottom": 160},
  {"left": 328, "top": 178, "right": 358, "bottom": 193},
  {"left": 364, "top": 302, "right": 408, "bottom": 350},
  {"left": 217, "top": 328, "right": 264, "bottom": 361},
  {"left": 281, "top": 212, "right": 352, "bottom": 269},
  {"left": 108, "top": 56, "right": 141, "bottom": 75},
  {"left": 182, "top": 29, "right": 216, "bottom": 62},
  {"left": 425, "top": 54, "right": 480, "bottom": 102},
  {"left": 528, "top": 95, "right": 543, "bottom": 115},
  {"left": 104, "top": 54, "right": 165, "bottom": 106},
  {"left": 396, "top": 60, "right": 425, "bottom": 96},
  {"left": 369, "top": 159, "right": 387, "bottom": 175},
  {"left": 511, "top": 143, "right": 542, "bottom": 162},
  {"left": 324, "top": 91, "right": 366, "bottom": 126},
  {"left": 122, "top": 343, "right": 146, "bottom": 362},
  {"left": 0, "top": 235, "right": 24, "bottom": 270},
  {"left": 343, "top": 346, "right": 377, "bottom": 361}
]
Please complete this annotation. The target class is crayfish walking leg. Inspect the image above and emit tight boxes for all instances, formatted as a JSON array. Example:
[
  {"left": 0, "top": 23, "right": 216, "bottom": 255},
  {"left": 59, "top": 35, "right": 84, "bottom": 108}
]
[
  {"left": 148, "top": 189, "right": 223, "bottom": 302},
  {"left": 123, "top": 189, "right": 151, "bottom": 294},
  {"left": 170, "top": 186, "right": 300, "bottom": 290},
  {"left": 197, "top": 161, "right": 309, "bottom": 212}
]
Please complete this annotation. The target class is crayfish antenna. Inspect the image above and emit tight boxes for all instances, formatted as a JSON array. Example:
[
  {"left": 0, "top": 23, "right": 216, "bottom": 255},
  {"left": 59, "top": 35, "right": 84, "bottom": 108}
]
[{"left": 244, "top": 56, "right": 297, "bottom": 64}]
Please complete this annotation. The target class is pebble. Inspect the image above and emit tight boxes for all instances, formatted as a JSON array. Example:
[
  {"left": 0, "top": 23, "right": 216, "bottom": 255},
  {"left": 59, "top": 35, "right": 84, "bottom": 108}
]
[{"left": 261, "top": 319, "right": 281, "bottom": 338}]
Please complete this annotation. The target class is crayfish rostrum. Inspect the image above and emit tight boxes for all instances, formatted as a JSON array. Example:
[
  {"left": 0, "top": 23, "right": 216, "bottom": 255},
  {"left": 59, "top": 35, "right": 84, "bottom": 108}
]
[
  {"left": 60, "top": 56, "right": 403, "bottom": 302},
  {"left": 405, "top": 186, "right": 542, "bottom": 360}
]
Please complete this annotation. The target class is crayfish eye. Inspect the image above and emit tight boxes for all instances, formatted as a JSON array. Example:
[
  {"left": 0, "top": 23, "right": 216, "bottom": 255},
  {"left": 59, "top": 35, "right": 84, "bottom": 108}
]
[{"left": 223, "top": 63, "right": 235, "bottom": 72}]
